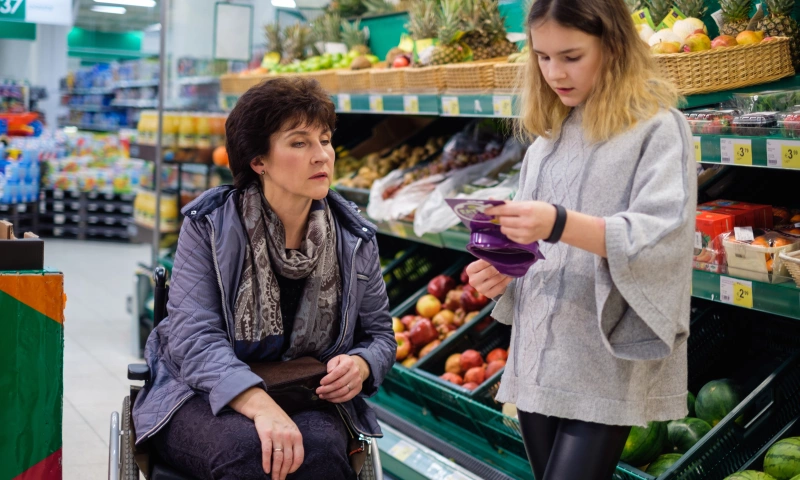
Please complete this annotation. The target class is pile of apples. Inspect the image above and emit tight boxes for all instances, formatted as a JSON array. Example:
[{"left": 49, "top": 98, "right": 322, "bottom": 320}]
[
  {"left": 440, "top": 347, "right": 508, "bottom": 391},
  {"left": 641, "top": 17, "right": 770, "bottom": 54},
  {"left": 394, "top": 267, "right": 490, "bottom": 367}
]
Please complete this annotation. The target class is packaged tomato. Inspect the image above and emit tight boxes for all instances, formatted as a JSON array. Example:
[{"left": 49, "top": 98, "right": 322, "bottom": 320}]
[
  {"left": 722, "top": 229, "right": 800, "bottom": 283},
  {"left": 694, "top": 212, "right": 735, "bottom": 273}
]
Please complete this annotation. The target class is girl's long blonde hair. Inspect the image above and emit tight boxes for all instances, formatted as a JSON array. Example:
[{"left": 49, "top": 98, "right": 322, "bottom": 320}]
[{"left": 517, "top": 0, "right": 679, "bottom": 143}]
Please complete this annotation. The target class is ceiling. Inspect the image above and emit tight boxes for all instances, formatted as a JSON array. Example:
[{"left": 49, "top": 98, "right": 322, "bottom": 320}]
[{"left": 74, "top": 0, "right": 160, "bottom": 33}]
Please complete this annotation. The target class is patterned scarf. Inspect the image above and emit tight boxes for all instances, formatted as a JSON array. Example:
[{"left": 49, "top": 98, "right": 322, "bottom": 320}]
[{"left": 234, "top": 183, "right": 341, "bottom": 360}]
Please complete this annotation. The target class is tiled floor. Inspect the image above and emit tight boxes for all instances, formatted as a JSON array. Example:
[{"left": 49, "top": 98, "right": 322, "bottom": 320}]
[{"left": 48, "top": 239, "right": 151, "bottom": 480}]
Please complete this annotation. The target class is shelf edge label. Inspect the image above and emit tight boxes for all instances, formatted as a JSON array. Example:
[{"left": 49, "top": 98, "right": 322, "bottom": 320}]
[
  {"left": 441, "top": 96, "right": 459, "bottom": 116},
  {"left": 720, "top": 138, "right": 752, "bottom": 166},
  {"left": 766, "top": 138, "right": 800, "bottom": 169},
  {"left": 720, "top": 275, "right": 753, "bottom": 309},
  {"left": 338, "top": 94, "right": 352, "bottom": 112}
]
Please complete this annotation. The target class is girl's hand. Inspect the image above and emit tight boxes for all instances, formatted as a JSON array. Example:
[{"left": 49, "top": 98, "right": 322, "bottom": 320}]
[
  {"left": 316, "top": 354, "right": 369, "bottom": 403},
  {"left": 466, "top": 260, "right": 513, "bottom": 299},
  {"left": 253, "top": 405, "right": 304, "bottom": 480},
  {"left": 486, "top": 201, "right": 556, "bottom": 244}
]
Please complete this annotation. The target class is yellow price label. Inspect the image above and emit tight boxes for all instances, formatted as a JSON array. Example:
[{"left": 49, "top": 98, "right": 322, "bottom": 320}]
[
  {"left": 441, "top": 96, "right": 460, "bottom": 116},
  {"left": 369, "top": 95, "right": 384, "bottom": 112},
  {"left": 338, "top": 94, "right": 351, "bottom": 112},
  {"left": 388, "top": 221, "right": 407, "bottom": 238},
  {"left": 694, "top": 137, "right": 702, "bottom": 162},
  {"left": 403, "top": 95, "right": 419, "bottom": 114},
  {"left": 732, "top": 282, "right": 753, "bottom": 309},
  {"left": 493, "top": 96, "right": 512, "bottom": 117},
  {"left": 782, "top": 144, "right": 800, "bottom": 169},
  {"left": 733, "top": 142, "right": 752, "bottom": 165}
]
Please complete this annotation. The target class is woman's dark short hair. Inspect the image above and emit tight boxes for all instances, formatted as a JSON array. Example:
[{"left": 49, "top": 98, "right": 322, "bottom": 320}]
[{"left": 225, "top": 76, "right": 336, "bottom": 189}]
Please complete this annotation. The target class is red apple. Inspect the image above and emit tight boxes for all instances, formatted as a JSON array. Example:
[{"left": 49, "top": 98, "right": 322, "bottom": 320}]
[
  {"left": 486, "top": 359, "right": 506, "bottom": 377},
  {"left": 460, "top": 349, "right": 484, "bottom": 372},
  {"left": 440, "top": 372, "right": 464, "bottom": 385},
  {"left": 453, "top": 308, "right": 466, "bottom": 326},
  {"left": 460, "top": 266, "right": 470, "bottom": 284},
  {"left": 444, "top": 289, "right": 463, "bottom": 311},
  {"left": 401, "top": 315, "right": 417, "bottom": 330},
  {"left": 462, "top": 382, "right": 479, "bottom": 391},
  {"left": 486, "top": 348, "right": 508, "bottom": 363},
  {"left": 416, "top": 294, "right": 442, "bottom": 319},
  {"left": 401, "top": 356, "right": 418, "bottom": 368},
  {"left": 464, "top": 366, "right": 486, "bottom": 384},
  {"left": 464, "top": 311, "right": 480, "bottom": 325},
  {"left": 408, "top": 318, "right": 438, "bottom": 346},
  {"left": 392, "top": 317, "right": 405, "bottom": 333},
  {"left": 419, "top": 339, "right": 441, "bottom": 358},
  {"left": 445, "top": 353, "right": 462, "bottom": 374},
  {"left": 392, "top": 55, "right": 410, "bottom": 68},
  {"left": 395, "top": 332, "right": 411, "bottom": 361},
  {"left": 461, "top": 285, "right": 489, "bottom": 312},
  {"left": 427, "top": 275, "right": 456, "bottom": 301}
]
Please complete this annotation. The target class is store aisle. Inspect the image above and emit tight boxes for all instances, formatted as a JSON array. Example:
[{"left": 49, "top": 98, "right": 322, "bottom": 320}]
[{"left": 48, "top": 239, "right": 150, "bottom": 480}]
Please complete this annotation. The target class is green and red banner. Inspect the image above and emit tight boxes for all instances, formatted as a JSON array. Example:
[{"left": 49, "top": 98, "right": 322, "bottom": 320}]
[{"left": 0, "top": 271, "right": 64, "bottom": 480}]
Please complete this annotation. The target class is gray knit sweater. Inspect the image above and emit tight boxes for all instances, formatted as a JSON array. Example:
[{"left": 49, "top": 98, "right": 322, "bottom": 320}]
[{"left": 492, "top": 107, "right": 696, "bottom": 427}]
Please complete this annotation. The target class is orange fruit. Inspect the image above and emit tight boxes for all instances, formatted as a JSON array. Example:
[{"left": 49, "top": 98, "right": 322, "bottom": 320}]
[
  {"left": 772, "top": 237, "right": 793, "bottom": 247},
  {"left": 766, "top": 258, "right": 774, "bottom": 272},
  {"left": 788, "top": 228, "right": 800, "bottom": 235},
  {"left": 212, "top": 146, "right": 229, "bottom": 167},
  {"left": 752, "top": 236, "right": 770, "bottom": 247},
  {"left": 790, "top": 214, "right": 800, "bottom": 223}
]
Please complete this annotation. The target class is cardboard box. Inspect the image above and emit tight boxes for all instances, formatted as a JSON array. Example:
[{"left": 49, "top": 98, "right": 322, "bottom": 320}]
[
  {"left": 0, "top": 220, "right": 44, "bottom": 271},
  {"left": 702, "top": 200, "right": 773, "bottom": 229},
  {"left": 698, "top": 206, "right": 755, "bottom": 228},
  {"left": 694, "top": 212, "right": 735, "bottom": 273}
]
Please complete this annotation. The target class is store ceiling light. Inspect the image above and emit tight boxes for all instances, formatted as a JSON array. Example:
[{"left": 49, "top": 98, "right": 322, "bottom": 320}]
[
  {"left": 91, "top": 5, "right": 127, "bottom": 14},
  {"left": 93, "top": 0, "right": 156, "bottom": 7},
  {"left": 271, "top": 0, "right": 297, "bottom": 7}
]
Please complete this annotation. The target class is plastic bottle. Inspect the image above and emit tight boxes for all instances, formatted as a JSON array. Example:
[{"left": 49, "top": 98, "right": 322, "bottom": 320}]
[
  {"left": 162, "top": 112, "right": 178, "bottom": 148},
  {"left": 196, "top": 113, "right": 212, "bottom": 149},
  {"left": 178, "top": 112, "right": 197, "bottom": 149}
]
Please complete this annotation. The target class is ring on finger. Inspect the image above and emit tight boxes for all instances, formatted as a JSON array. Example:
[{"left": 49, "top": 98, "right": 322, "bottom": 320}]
[{"left": 274, "top": 447, "right": 283, "bottom": 452}]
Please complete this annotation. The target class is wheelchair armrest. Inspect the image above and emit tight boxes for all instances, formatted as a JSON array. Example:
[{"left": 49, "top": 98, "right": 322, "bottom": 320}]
[{"left": 128, "top": 364, "right": 151, "bottom": 381}]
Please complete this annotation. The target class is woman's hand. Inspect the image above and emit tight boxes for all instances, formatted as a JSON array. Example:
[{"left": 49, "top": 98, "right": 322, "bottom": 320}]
[
  {"left": 486, "top": 201, "right": 556, "bottom": 244},
  {"left": 317, "top": 354, "right": 369, "bottom": 403},
  {"left": 253, "top": 406, "right": 304, "bottom": 480},
  {"left": 466, "top": 260, "right": 513, "bottom": 299}
]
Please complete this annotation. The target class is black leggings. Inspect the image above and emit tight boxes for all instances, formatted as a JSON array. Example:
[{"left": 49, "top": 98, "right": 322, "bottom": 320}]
[{"left": 518, "top": 411, "right": 631, "bottom": 480}]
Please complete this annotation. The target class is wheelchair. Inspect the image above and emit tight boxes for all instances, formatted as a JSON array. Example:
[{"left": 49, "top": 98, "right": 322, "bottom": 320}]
[{"left": 109, "top": 267, "right": 383, "bottom": 480}]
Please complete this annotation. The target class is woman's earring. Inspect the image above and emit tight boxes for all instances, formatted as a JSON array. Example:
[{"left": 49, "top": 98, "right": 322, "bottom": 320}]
[{"left": 260, "top": 171, "right": 266, "bottom": 176}]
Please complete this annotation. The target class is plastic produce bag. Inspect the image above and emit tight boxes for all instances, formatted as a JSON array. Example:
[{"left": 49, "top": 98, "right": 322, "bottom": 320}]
[
  {"left": 413, "top": 140, "right": 527, "bottom": 236},
  {"left": 367, "top": 122, "right": 504, "bottom": 222}
]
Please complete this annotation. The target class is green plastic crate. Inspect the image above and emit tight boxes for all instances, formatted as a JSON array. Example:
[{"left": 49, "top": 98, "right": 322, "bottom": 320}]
[
  {"left": 736, "top": 415, "right": 800, "bottom": 475},
  {"left": 381, "top": 243, "right": 461, "bottom": 311}
]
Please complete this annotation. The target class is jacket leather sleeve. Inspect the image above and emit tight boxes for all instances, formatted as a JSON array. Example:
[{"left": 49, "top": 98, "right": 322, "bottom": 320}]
[
  {"left": 166, "top": 218, "right": 265, "bottom": 415},
  {"left": 348, "top": 238, "right": 397, "bottom": 396}
]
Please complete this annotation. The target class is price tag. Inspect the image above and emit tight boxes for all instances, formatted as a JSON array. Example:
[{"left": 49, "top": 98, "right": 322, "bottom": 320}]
[
  {"left": 388, "top": 440, "right": 417, "bottom": 462},
  {"left": 0, "top": 0, "right": 25, "bottom": 21},
  {"left": 369, "top": 95, "right": 383, "bottom": 112},
  {"left": 695, "top": 231, "right": 703, "bottom": 250},
  {"left": 388, "top": 220, "right": 407, "bottom": 238},
  {"left": 337, "top": 94, "right": 351, "bottom": 112},
  {"left": 403, "top": 95, "right": 419, "bottom": 114},
  {"left": 720, "top": 138, "right": 753, "bottom": 166},
  {"left": 693, "top": 136, "right": 702, "bottom": 162},
  {"left": 492, "top": 95, "right": 513, "bottom": 117},
  {"left": 441, "top": 96, "right": 459, "bottom": 116},
  {"left": 720, "top": 276, "right": 754, "bottom": 309},
  {"left": 766, "top": 139, "right": 800, "bottom": 168},
  {"left": 734, "top": 226, "right": 754, "bottom": 242}
]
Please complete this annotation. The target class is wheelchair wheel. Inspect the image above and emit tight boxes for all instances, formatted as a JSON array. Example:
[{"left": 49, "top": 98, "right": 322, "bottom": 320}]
[{"left": 120, "top": 396, "right": 139, "bottom": 480}]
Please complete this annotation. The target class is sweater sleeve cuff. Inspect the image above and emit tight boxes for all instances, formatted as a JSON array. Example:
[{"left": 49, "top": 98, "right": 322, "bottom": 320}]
[
  {"left": 490, "top": 279, "right": 516, "bottom": 325},
  {"left": 208, "top": 369, "right": 266, "bottom": 416}
]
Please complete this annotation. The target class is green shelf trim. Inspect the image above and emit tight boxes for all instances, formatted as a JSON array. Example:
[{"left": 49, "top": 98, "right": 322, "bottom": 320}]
[
  {"left": 332, "top": 93, "right": 519, "bottom": 117},
  {"left": 694, "top": 133, "right": 800, "bottom": 170},
  {"left": 692, "top": 270, "right": 800, "bottom": 320}
]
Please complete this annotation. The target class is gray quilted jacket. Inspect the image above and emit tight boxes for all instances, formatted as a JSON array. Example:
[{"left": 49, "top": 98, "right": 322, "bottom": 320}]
[{"left": 132, "top": 186, "right": 396, "bottom": 444}]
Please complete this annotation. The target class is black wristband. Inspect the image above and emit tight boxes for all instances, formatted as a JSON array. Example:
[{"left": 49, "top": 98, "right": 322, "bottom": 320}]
[{"left": 544, "top": 204, "right": 567, "bottom": 244}]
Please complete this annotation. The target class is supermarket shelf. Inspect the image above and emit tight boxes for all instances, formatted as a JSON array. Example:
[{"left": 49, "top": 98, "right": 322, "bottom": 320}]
[
  {"left": 115, "top": 79, "right": 160, "bottom": 88},
  {"left": 333, "top": 93, "right": 518, "bottom": 117},
  {"left": 129, "top": 143, "right": 214, "bottom": 165},
  {"left": 68, "top": 104, "right": 117, "bottom": 112},
  {"left": 692, "top": 270, "right": 800, "bottom": 320},
  {"left": 175, "top": 76, "right": 220, "bottom": 86},
  {"left": 58, "top": 123, "right": 122, "bottom": 132},
  {"left": 695, "top": 133, "right": 800, "bottom": 170},
  {"left": 681, "top": 74, "right": 800, "bottom": 110},
  {"left": 111, "top": 99, "right": 158, "bottom": 108},
  {"left": 62, "top": 87, "right": 116, "bottom": 95}
]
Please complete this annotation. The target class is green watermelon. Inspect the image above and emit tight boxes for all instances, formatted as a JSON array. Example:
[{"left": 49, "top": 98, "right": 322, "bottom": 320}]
[
  {"left": 646, "top": 453, "right": 682, "bottom": 477},
  {"left": 790, "top": 476, "right": 800, "bottom": 480},
  {"left": 667, "top": 418, "right": 712, "bottom": 453},
  {"left": 688, "top": 391, "right": 696, "bottom": 417},
  {"left": 695, "top": 379, "right": 742, "bottom": 427},
  {"left": 620, "top": 422, "right": 668, "bottom": 467},
  {"left": 723, "top": 472, "right": 777, "bottom": 480},
  {"left": 764, "top": 437, "right": 800, "bottom": 480}
]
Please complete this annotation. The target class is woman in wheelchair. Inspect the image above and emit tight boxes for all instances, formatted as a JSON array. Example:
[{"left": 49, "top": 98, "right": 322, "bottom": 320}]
[{"left": 132, "top": 77, "right": 397, "bottom": 480}]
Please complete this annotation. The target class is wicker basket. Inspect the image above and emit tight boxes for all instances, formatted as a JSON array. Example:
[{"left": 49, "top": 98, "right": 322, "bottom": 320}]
[
  {"left": 404, "top": 66, "right": 446, "bottom": 93},
  {"left": 443, "top": 58, "right": 506, "bottom": 92},
  {"left": 654, "top": 37, "right": 795, "bottom": 95},
  {"left": 370, "top": 68, "right": 406, "bottom": 94},
  {"left": 301, "top": 70, "right": 339, "bottom": 94},
  {"left": 336, "top": 69, "right": 372, "bottom": 93},
  {"left": 493, "top": 63, "right": 525, "bottom": 93},
  {"left": 220, "top": 73, "right": 272, "bottom": 94},
  {"left": 779, "top": 250, "right": 800, "bottom": 287}
]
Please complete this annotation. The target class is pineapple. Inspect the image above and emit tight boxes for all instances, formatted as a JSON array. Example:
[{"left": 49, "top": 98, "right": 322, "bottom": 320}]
[
  {"left": 341, "top": 19, "right": 371, "bottom": 54},
  {"left": 462, "top": 0, "right": 517, "bottom": 60},
  {"left": 406, "top": 0, "right": 439, "bottom": 40},
  {"left": 674, "top": 0, "right": 707, "bottom": 18},
  {"left": 429, "top": 0, "right": 468, "bottom": 65},
  {"left": 759, "top": 0, "right": 800, "bottom": 68},
  {"left": 264, "top": 23, "right": 282, "bottom": 55},
  {"left": 312, "top": 12, "right": 341, "bottom": 44},
  {"left": 719, "top": 0, "right": 752, "bottom": 36},
  {"left": 644, "top": 0, "right": 673, "bottom": 24},
  {"left": 282, "top": 24, "right": 312, "bottom": 64},
  {"left": 362, "top": 0, "right": 396, "bottom": 14}
]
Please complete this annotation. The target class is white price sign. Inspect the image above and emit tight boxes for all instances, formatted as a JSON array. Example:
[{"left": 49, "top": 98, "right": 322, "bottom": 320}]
[
  {"left": 720, "top": 138, "right": 753, "bottom": 165},
  {"left": 337, "top": 94, "right": 351, "bottom": 112},
  {"left": 368, "top": 95, "right": 384, "bottom": 112},
  {"left": 492, "top": 95, "right": 513, "bottom": 117},
  {"left": 695, "top": 231, "right": 703, "bottom": 250},
  {"left": 441, "top": 96, "right": 459, "bottom": 116},
  {"left": 766, "top": 139, "right": 800, "bottom": 169},
  {"left": 403, "top": 95, "right": 419, "bottom": 114},
  {"left": 720, "top": 276, "right": 753, "bottom": 309}
]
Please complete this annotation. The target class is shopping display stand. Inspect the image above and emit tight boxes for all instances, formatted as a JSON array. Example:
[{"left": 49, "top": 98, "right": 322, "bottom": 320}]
[{"left": 0, "top": 269, "right": 64, "bottom": 480}]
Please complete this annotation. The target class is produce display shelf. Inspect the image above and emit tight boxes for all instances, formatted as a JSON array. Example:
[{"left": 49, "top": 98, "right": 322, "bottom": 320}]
[
  {"left": 110, "top": 99, "right": 158, "bottom": 108},
  {"left": 115, "top": 79, "right": 160, "bottom": 88},
  {"left": 332, "top": 93, "right": 519, "bottom": 118},
  {"left": 680, "top": 74, "right": 800, "bottom": 110},
  {"left": 695, "top": 133, "right": 800, "bottom": 169},
  {"left": 67, "top": 104, "right": 117, "bottom": 112},
  {"left": 62, "top": 87, "right": 116, "bottom": 95}
]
